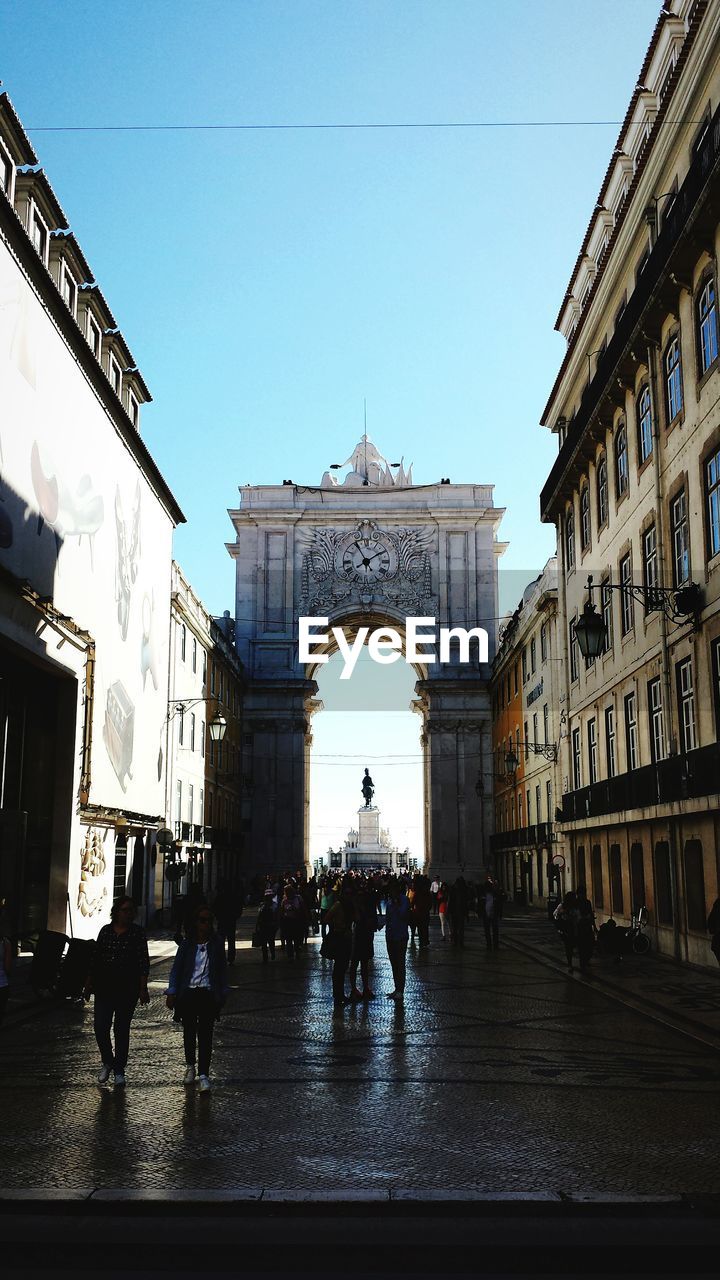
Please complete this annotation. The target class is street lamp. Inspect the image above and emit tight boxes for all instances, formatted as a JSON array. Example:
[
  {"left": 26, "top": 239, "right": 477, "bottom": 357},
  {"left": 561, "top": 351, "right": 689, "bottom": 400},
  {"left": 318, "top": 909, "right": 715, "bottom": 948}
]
[
  {"left": 208, "top": 711, "right": 227, "bottom": 743},
  {"left": 574, "top": 574, "right": 703, "bottom": 662},
  {"left": 167, "top": 698, "right": 228, "bottom": 743},
  {"left": 504, "top": 748, "right": 520, "bottom": 778}
]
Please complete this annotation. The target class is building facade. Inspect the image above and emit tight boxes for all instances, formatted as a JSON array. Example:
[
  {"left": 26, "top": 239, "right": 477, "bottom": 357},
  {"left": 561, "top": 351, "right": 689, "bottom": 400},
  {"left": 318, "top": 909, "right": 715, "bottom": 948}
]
[
  {"left": 490, "top": 560, "right": 566, "bottom": 905},
  {"left": 164, "top": 565, "right": 244, "bottom": 914},
  {"left": 540, "top": 0, "right": 720, "bottom": 965},
  {"left": 0, "top": 93, "right": 184, "bottom": 939}
]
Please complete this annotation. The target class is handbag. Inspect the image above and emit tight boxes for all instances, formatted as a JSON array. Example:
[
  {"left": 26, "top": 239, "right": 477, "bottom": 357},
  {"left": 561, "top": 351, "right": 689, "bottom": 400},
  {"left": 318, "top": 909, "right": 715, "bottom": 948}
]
[{"left": 320, "top": 933, "right": 342, "bottom": 960}]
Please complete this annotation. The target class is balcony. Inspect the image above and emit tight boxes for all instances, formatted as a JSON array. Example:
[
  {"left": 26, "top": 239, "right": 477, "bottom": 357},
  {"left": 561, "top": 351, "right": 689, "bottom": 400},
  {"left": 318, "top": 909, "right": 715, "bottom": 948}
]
[
  {"left": 490, "top": 822, "right": 553, "bottom": 853},
  {"left": 560, "top": 743, "right": 720, "bottom": 822},
  {"left": 541, "top": 98, "right": 720, "bottom": 520}
]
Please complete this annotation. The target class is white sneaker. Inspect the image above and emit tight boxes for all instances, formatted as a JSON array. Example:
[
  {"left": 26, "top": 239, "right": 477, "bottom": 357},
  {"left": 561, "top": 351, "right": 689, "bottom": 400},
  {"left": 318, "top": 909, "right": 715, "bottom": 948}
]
[
  {"left": 198, "top": 1074, "right": 211, "bottom": 1093},
  {"left": 97, "top": 1064, "right": 112, "bottom": 1085},
  {"left": 113, "top": 1070, "right": 126, "bottom": 1087},
  {"left": 183, "top": 1065, "right": 196, "bottom": 1086}
]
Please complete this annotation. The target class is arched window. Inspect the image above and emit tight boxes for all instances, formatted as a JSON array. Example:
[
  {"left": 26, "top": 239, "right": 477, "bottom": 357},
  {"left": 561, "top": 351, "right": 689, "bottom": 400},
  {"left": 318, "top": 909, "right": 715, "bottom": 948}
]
[
  {"left": 580, "top": 483, "right": 591, "bottom": 550},
  {"left": 664, "top": 334, "right": 683, "bottom": 422},
  {"left": 636, "top": 385, "right": 653, "bottom": 464},
  {"left": 596, "top": 451, "right": 608, "bottom": 527},
  {"left": 698, "top": 276, "right": 719, "bottom": 376},
  {"left": 615, "top": 422, "right": 628, "bottom": 497},
  {"left": 565, "top": 507, "right": 575, "bottom": 569}
]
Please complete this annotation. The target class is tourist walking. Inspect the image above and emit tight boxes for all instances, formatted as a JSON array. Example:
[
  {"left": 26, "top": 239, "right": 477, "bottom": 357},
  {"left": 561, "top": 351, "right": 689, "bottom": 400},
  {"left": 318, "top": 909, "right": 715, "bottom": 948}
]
[
  {"left": 410, "top": 874, "right": 432, "bottom": 948},
  {"left": 278, "top": 882, "right": 304, "bottom": 960},
  {"left": 384, "top": 879, "right": 411, "bottom": 1001},
  {"left": 553, "top": 891, "right": 579, "bottom": 971},
  {"left": 83, "top": 895, "right": 150, "bottom": 1086},
  {"left": 166, "top": 904, "right": 228, "bottom": 1093},
  {"left": 255, "top": 891, "right": 278, "bottom": 962},
  {"left": 430, "top": 877, "right": 440, "bottom": 915},
  {"left": 479, "top": 874, "right": 505, "bottom": 951},
  {"left": 212, "top": 878, "right": 242, "bottom": 964},
  {"left": 438, "top": 881, "right": 450, "bottom": 940},
  {"left": 575, "top": 890, "right": 596, "bottom": 973},
  {"left": 324, "top": 880, "right": 355, "bottom": 1011}
]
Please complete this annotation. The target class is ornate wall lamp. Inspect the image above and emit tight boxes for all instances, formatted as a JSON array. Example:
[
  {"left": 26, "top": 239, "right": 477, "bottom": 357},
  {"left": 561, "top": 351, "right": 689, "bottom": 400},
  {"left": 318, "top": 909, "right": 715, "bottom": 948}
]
[{"left": 574, "top": 574, "right": 703, "bottom": 662}]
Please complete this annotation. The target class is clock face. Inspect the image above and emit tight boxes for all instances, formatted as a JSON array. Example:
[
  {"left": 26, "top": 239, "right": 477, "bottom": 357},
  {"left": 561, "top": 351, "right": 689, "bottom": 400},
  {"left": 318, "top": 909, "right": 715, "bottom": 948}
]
[{"left": 335, "top": 532, "right": 398, "bottom": 584}]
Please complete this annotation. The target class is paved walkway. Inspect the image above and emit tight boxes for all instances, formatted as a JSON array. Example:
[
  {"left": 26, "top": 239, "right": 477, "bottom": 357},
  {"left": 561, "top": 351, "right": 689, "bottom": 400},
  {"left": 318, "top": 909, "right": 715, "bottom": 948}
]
[{"left": 0, "top": 910, "right": 719, "bottom": 1197}]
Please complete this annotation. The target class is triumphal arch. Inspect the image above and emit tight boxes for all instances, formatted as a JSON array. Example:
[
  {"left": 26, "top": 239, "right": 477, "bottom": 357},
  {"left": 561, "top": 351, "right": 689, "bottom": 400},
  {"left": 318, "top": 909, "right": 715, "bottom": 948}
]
[{"left": 227, "top": 436, "right": 506, "bottom": 877}]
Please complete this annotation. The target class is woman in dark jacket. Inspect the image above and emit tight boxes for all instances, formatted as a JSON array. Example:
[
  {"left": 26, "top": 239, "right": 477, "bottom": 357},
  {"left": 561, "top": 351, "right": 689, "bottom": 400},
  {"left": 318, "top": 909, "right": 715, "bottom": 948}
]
[
  {"left": 84, "top": 895, "right": 150, "bottom": 1087},
  {"left": 166, "top": 905, "right": 228, "bottom": 1093}
]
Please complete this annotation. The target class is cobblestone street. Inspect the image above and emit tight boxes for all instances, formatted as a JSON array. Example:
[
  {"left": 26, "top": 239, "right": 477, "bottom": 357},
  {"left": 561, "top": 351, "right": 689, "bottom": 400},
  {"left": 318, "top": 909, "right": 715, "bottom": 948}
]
[{"left": 2, "top": 912, "right": 719, "bottom": 1197}]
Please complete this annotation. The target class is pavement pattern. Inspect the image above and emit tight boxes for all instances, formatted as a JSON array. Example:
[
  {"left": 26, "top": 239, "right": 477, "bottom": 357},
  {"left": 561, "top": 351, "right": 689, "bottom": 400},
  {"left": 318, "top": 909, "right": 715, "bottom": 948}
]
[{"left": 1, "top": 912, "right": 720, "bottom": 1195}]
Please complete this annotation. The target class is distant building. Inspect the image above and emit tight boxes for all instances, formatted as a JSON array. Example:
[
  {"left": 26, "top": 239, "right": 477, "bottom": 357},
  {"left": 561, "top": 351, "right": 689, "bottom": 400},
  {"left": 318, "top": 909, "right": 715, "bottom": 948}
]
[
  {"left": 490, "top": 560, "right": 565, "bottom": 905},
  {"left": 540, "top": 0, "right": 720, "bottom": 965},
  {"left": 0, "top": 92, "right": 184, "bottom": 938}
]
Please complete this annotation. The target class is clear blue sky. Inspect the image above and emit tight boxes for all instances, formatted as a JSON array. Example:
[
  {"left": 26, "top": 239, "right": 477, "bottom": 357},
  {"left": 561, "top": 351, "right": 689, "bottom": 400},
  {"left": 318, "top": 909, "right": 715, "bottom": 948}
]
[
  {"left": 4, "top": 0, "right": 660, "bottom": 615},
  {"left": 4, "top": 1, "right": 662, "bottom": 855}
]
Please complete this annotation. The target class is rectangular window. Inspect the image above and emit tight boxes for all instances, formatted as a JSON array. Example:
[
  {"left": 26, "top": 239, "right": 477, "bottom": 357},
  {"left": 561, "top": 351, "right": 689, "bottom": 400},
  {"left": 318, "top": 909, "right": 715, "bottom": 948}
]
[
  {"left": 587, "top": 717, "right": 598, "bottom": 785},
  {"left": 546, "top": 780, "right": 552, "bottom": 823},
  {"left": 128, "top": 392, "right": 139, "bottom": 427},
  {"left": 524, "top": 721, "right": 529, "bottom": 761},
  {"left": 643, "top": 524, "right": 658, "bottom": 611},
  {"left": 572, "top": 727, "right": 582, "bottom": 791},
  {"left": 540, "top": 623, "right": 548, "bottom": 663},
  {"left": 532, "top": 712, "right": 538, "bottom": 747},
  {"left": 620, "top": 553, "right": 634, "bottom": 635},
  {"left": 192, "top": 637, "right": 197, "bottom": 674},
  {"left": 180, "top": 624, "right": 186, "bottom": 662},
  {"left": 202, "top": 649, "right": 207, "bottom": 683},
  {"left": 200, "top": 721, "right": 205, "bottom": 759},
  {"left": 513, "top": 663, "right": 518, "bottom": 695},
  {"left": 0, "top": 143, "right": 12, "bottom": 194},
  {"left": 522, "top": 647, "right": 528, "bottom": 683},
  {"left": 31, "top": 206, "right": 48, "bottom": 261},
  {"left": 670, "top": 489, "right": 690, "bottom": 585},
  {"left": 87, "top": 314, "right": 102, "bottom": 358},
  {"left": 211, "top": 663, "right": 216, "bottom": 695},
  {"left": 199, "top": 789, "right": 204, "bottom": 830},
  {"left": 60, "top": 264, "right": 77, "bottom": 315},
  {"left": 648, "top": 677, "right": 665, "bottom": 763},
  {"left": 108, "top": 355, "right": 122, "bottom": 394},
  {"left": 684, "top": 840, "right": 707, "bottom": 932},
  {"left": 599, "top": 577, "right": 612, "bottom": 655},
  {"left": 176, "top": 779, "right": 182, "bottom": 825},
  {"left": 707, "top": 447, "right": 720, "bottom": 559},
  {"left": 665, "top": 335, "right": 683, "bottom": 422},
  {"left": 605, "top": 705, "right": 616, "bottom": 777},
  {"left": 654, "top": 841, "right": 674, "bottom": 925},
  {"left": 591, "top": 845, "right": 604, "bottom": 909},
  {"left": 526, "top": 789, "right": 531, "bottom": 826},
  {"left": 676, "top": 658, "right": 697, "bottom": 753},
  {"left": 190, "top": 712, "right": 196, "bottom": 753},
  {"left": 625, "top": 692, "right": 638, "bottom": 770},
  {"left": 530, "top": 637, "right": 536, "bottom": 674},
  {"left": 188, "top": 783, "right": 194, "bottom": 828},
  {"left": 178, "top": 708, "right": 184, "bottom": 747},
  {"left": 543, "top": 703, "right": 549, "bottom": 746},
  {"left": 535, "top": 784, "right": 541, "bottom": 826},
  {"left": 610, "top": 844, "right": 624, "bottom": 914},
  {"left": 570, "top": 620, "right": 579, "bottom": 682}
]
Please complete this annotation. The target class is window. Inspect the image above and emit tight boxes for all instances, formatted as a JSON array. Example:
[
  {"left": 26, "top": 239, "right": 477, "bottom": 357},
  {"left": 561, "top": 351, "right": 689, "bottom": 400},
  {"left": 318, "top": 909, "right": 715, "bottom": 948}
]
[
  {"left": 532, "top": 712, "right": 538, "bottom": 747},
  {"left": 587, "top": 718, "right": 598, "bottom": 785},
  {"left": 601, "top": 577, "right": 613, "bottom": 653},
  {"left": 60, "top": 264, "right": 77, "bottom": 315},
  {"left": 180, "top": 624, "right": 186, "bottom": 662},
  {"left": 524, "top": 721, "right": 529, "bottom": 761},
  {"left": 108, "top": 355, "right": 122, "bottom": 394},
  {"left": 543, "top": 703, "right": 549, "bottom": 746},
  {"left": 178, "top": 708, "right": 184, "bottom": 747},
  {"left": 591, "top": 845, "right": 604, "bottom": 910},
  {"left": 30, "top": 205, "right": 48, "bottom": 261},
  {"left": 670, "top": 489, "right": 689, "bottom": 585},
  {"left": 576, "top": 844, "right": 587, "bottom": 894},
  {"left": 546, "top": 780, "right": 552, "bottom": 823},
  {"left": 211, "top": 663, "right": 216, "bottom": 695},
  {"left": 540, "top": 623, "right": 547, "bottom": 662},
  {"left": 522, "top": 647, "right": 528, "bottom": 683},
  {"left": 580, "top": 484, "right": 591, "bottom": 550},
  {"left": 620, "top": 553, "right": 634, "bottom": 635},
  {"left": 572, "top": 727, "right": 582, "bottom": 791},
  {"left": 636, "top": 385, "right": 653, "bottom": 464},
  {"left": 535, "top": 785, "right": 541, "bottom": 827},
  {"left": 0, "top": 142, "right": 12, "bottom": 195},
  {"left": 605, "top": 706, "right": 616, "bottom": 778},
  {"left": 676, "top": 657, "right": 697, "bottom": 753},
  {"left": 190, "top": 712, "right": 196, "bottom": 752},
  {"left": 647, "top": 677, "right": 665, "bottom": 763},
  {"left": 712, "top": 638, "right": 720, "bottom": 740},
  {"left": 610, "top": 844, "right": 624, "bottom": 915},
  {"left": 513, "top": 663, "right": 518, "bottom": 695},
  {"left": 200, "top": 721, "right": 205, "bottom": 759},
  {"left": 176, "top": 779, "right": 182, "bottom": 824},
  {"left": 530, "top": 638, "right": 536, "bottom": 673},
  {"left": 565, "top": 508, "right": 575, "bottom": 570},
  {"left": 683, "top": 840, "right": 707, "bottom": 932},
  {"left": 615, "top": 423, "right": 628, "bottom": 497},
  {"left": 569, "top": 619, "right": 579, "bottom": 682},
  {"left": 625, "top": 692, "right": 638, "bottom": 770},
  {"left": 128, "top": 392, "right": 139, "bottom": 427},
  {"left": 87, "top": 313, "right": 102, "bottom": 358},
  {"left": 192, "top": 637, "right": 197, "bottom": 674},
  {"left": 202, "top": 649, "right": 207, "bottom": 683},
  {"left": 630, "top": 843, "right": 646, "bottom": 913},
  {"left": 199, "top": 789, "right": 204, "bottom": 830},
  {"left": 706, "top": 446, "right": 720, "bottom": 559},
  {"left": 653, "top": 841, "right": 673, "bottom": 925},
  {"left": 597, "top": 452, "right": 608, "bottom": 527},
  {"left": 188, "top": 783, "right": 194, "bottom": 828},
  {"left": 526, "top": 790, "right": 531, "bottom": 825},
  {"left": 698, "top": 277, "right": 718, "bottom": 376},
  {"left": 643, "top": 524, "right": 658, "bottom": 611},
  {"left": 664, "top": 334, "right": 683, "bottom": 422}
]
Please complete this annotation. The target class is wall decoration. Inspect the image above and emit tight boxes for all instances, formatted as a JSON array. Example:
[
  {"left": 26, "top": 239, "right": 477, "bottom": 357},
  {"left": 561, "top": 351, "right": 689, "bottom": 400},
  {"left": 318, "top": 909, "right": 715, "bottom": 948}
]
[
  {"left": 29, "top": 440, "right": 104, "bottom": 563},
  {"left": 103, "top": 680, "right": 135, "bottom": 792},
  {"left": 77, "top": 827, "right": 108, "bottom": 918},
  {"left": 140, "top": 592, "right": 159, "bottom": 689},
  {"left": 114, "top": 482, "right": 141, "bottom": 641},
  {"left": 299, "top": 520, "right": 435, "bottom": 615},
  {"left": 0, "top": 276, "right": 37, "bottom": 387}
]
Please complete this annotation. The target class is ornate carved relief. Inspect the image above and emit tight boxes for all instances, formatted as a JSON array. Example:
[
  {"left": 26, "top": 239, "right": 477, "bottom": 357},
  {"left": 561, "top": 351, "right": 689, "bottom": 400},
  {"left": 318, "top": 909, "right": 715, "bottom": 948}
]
[{"left": 299, "top": 519, "right": 435, "bottom": 616}]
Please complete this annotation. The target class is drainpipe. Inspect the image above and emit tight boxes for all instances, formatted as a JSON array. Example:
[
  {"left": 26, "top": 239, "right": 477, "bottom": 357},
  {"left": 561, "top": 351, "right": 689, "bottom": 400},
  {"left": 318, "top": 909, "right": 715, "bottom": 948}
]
[{"left": 647, "top": 338, "right": 682, "bottom": 961}]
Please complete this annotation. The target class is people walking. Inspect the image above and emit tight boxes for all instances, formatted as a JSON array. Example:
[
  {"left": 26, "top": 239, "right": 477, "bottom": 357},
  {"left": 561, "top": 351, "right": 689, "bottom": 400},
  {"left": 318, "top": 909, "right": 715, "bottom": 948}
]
[
  {"left": 479, "top": 874, "right": 505, "bottom": 951},
  {"left": 212, "top": 878, "right": 242, "bottom": 964},
  {"left": 255, "top": 891, "right": 278, "bottom": 963},
  {"left": 165, "top": 904, "right": 228, "bottom": 1093},
  {"left": 384, "top": 879, "right": 411, "bottom": 1001},
  {"left": 553, "top": 891, "right": 579, "bottom": 971},
  {"left": 438, "top": 881, "right": 450, "bottom": 940},
  {"left": 324, "top": 880, "right": 355, "bottom": 1011},
  {"left": 575, "top": 890, "right": 596, "bottom": 973},
  {"left": 410, "top": 874, "right": 432, "bottom": 948},
  {"left": 278, "top": 883, "right": 303, "bottom": 961},
  {"left": 83, "top": 895, "right": 150, "bottom": 1086}
]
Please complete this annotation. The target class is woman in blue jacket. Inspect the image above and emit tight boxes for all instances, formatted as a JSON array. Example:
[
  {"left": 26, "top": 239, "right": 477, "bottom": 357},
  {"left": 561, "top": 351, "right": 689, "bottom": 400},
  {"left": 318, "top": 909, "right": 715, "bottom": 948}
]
[{"left": 166, "top": 904, "right": 228, "bottom": 1092}]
